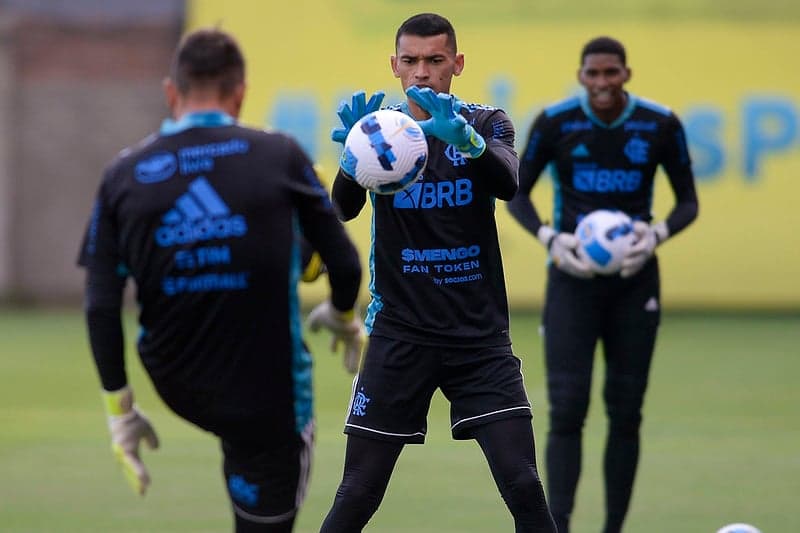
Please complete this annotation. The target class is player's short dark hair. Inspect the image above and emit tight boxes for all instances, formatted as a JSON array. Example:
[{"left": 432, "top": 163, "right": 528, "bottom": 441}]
[
  {"left": 170, "top": 28, "right": 245, "bottom": 96},
  {"left": 395, "top": 13, "right": 457, "bottom": 53},
  {"left": 581, "top": 36, "right": 626, "bottom": 66}
]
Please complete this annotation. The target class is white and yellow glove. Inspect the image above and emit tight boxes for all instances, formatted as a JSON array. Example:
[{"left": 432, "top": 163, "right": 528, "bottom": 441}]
[
  {"left": 537, "top": 225, "right": 594, "bottom": 279},
  {"left": 103, "top": 386, "right": 160, "bottom": 496},
  {"left": 307, "top": 300, "right": 367, "bottom": 373},
  {"left": 620, "top": 221, "right": 669, "bottom": 278}
]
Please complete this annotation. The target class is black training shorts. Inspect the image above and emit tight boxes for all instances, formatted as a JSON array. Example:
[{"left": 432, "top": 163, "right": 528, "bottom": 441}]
[{"left": 343, "top": 336, "right": 532, "bottom": 444}]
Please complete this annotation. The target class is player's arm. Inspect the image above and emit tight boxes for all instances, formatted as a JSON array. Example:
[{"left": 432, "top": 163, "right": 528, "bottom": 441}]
[
  {"left": 469, "top": 109, "right": 519, "bottom": 201},
  {"left": 287, "top": 139, "right": 365, "bottom": 372},
  {"left": 331, "top": 168, "right": 367, "bottom": 221},
  {"left": 78, "top": 185, "right": 159, "bottom": 496},
  {"left": 508, "top": 113, "right": 594, "bottom": 278},
  {"left": 507, "top": 112, "right": 551, "bottom": 236},
  {"left": 659, "top": 115, "right": 699, "bottom": 239},
  {"left": 621, "top": 114, "right": 699, "bottom": 278}
]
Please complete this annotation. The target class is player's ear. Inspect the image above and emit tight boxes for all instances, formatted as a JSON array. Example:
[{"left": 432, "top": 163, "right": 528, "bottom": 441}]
[
  {"left": 623, "top": 67, "right": 632, "bottom": 83},
  {"left": 390, "top": 55, "right": 400, "bottom": 78},
  {"left": 231, "top": 82, "right": 246, "bottom": 118},
  {"left": 453, "top": 53, "right": 464, "bottom": 76},
  {"left": 163, "top": 77, "right": 178, "bottom": 116}
]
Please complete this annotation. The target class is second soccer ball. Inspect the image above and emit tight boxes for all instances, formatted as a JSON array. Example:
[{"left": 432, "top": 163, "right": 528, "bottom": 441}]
[
  {"left": 575, "top": 209, "right": 636, "bottom": 275},
  {"left": 341, "top": 109, "right": 428, "bottom": 195}
]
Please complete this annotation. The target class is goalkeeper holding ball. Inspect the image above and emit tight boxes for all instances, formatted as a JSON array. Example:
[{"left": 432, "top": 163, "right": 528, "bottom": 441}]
[
  {"left": 77, "top": 28, "right": 364, "bottom": 533},
  {"left": 320, "top": 12, "right": 556, "bottom": 532},
  {"left": 507, "top": 36, "right": 699, "bottom": 532}
]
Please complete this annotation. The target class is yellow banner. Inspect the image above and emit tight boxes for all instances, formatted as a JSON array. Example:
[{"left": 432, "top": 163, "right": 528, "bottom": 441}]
[{"left": 187, "top": 2, "right": 800, "bottom": 309}]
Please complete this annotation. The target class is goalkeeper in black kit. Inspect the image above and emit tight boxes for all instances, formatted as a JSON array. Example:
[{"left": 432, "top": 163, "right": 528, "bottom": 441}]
[
  {"left": 319, "top": 12, "right": 556, "bottom": 533},
  {"left": 507, "top": 36, "right": 699, "bottom": 533},
  {"left": 77, "top": 28, "right": 364, "bottom": 533}
]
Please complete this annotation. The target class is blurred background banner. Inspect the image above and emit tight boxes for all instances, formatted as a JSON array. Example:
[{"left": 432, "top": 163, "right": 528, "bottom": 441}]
[
  {"left": 186, "top": 0, "right": 800, "bottom": 310},
  {"left": 0, "top": 0, "right": 797, "bottom": 309}
]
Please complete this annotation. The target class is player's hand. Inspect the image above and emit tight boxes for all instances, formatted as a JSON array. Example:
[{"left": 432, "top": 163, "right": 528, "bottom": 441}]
[
  {"left": 307, "top": 300, "right": 367, "bottom": 373},
  {"left": 620, "top": 221, "right": 668, "bottom": 278},
  {"left": 103, "top": 386, "right": 159, "bottom": 496},
  {"left": 537, "top": 225, "right": 594, "bottom": 279},
  {"left": 331, "top": 90, "right": 386, "bottom": 145},
  {"left": 405, "top": 86, "right": 486, "bottom": 158}
]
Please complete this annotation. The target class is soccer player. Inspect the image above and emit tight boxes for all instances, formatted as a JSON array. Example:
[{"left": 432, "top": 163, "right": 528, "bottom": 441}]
[
  {"left": 77, "top": 28, "right": 365, "bottom": 533},
  {"left": 319, "top": 13, "right": 556, "bottom": 532},
  {"left": 507, "top": 36, "right": 699, "bottom": 532}
]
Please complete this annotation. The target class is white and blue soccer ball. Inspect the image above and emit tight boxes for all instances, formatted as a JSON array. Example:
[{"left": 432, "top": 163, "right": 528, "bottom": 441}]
[
  {"left": 575, "top": 209, "right": 636, "bottom": 275},
  {"left": 341, "top": 109, "right": 428, "bottom": 195},
  {"left": 716, "top": 524, "right": 762, "bottom": 533}
]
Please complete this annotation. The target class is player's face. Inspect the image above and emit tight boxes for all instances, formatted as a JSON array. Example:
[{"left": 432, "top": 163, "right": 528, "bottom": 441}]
[
  {"left": 392, "top": 33, "right": 464, "bottom": 99},
  {"left": 578, "top": 53, "right": 631, "bottom": 120}
]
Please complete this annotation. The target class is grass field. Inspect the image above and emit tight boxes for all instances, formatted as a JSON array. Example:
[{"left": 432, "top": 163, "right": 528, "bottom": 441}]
[{"left": 1, "top": 309, "right": 798, "bottom": 532}]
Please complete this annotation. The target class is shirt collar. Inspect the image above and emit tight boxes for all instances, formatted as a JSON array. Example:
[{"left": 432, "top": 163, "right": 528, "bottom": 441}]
[{"left": 159, "top": 110, "right": 236, "bottom": 136}]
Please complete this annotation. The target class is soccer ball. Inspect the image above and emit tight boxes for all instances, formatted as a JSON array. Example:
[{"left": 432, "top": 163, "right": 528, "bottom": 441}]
[
  {"left": 575, "top": 209, "right": 636, "bottom": 275},
  {"left": 341, "top": 109, "right": 428, "bottom": 195},
  {"left": 716, "top": 524, "right": 762, "bottom": 533}
]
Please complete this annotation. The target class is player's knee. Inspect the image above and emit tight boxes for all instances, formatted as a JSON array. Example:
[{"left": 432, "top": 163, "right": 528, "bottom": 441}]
[
  {"left": 603, "top": 377, "right": 646, "bottom": 435},
  {"left": 548, "top": 399, "right": 589, "bottom": 435},
  {"left": 497, "top": 466, "right": 548, "bottom": 512}
]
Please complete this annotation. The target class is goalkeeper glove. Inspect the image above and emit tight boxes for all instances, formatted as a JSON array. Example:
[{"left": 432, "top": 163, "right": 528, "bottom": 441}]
[
  {"left": 331, "top": 90, "right": 386, "bottom": 145},
  {"left": 537, "top": 225, "right": 594, "bottom": 279},
  {"left": 103, "top": 386, "right": 160, "bottom": 496},
  {"left": 307, "top": 300, "right": 366, "bottom": 373},
  {"left": 620, "top": 221, "right": 669, "bottom": 278},
  {"left": 405, "top": 86, "right": 486, "bottom": 158}
]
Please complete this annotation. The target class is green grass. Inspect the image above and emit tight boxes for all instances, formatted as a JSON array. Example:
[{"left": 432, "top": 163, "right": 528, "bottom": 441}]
[{"left": 1, "top": 309, "right": 798, "bottom": 532}]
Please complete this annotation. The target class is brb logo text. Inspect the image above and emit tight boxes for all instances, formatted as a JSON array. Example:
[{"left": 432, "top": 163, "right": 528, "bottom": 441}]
[{"left": 393, "top": 178, "right": 473, "bottom": 209}]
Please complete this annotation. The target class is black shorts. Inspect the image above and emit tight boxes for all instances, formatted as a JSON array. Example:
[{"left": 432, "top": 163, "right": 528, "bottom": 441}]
[
  {"left": 221, "top": 421, "right": 314, "bottom": 525},
  {"left": 343, "top": 336, "right": 531, "bottom": 444}
]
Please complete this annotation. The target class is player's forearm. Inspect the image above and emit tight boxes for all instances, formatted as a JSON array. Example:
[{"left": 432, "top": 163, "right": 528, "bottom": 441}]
[
  {"left": 86, "top": 305, "right": 127, "bottom": 391},
  {"left": 471, "top": 140, "right": 518, "bottom": 200},
  {"left": 331, "top": 170, "right": 367, "bottom": 221},
  {"left": 664, "top": 197, "right": 699, "bottom": 240}
]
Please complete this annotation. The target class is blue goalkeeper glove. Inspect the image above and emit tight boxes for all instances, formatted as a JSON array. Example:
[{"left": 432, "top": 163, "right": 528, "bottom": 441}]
[
  {"left": 405, "top": 85, "right": 486, "bottom": 158},
  {"left": 307, "top": 300, "right": 367, "bottom": 373},
  {"left": 103, "top": 386, "right": 159, "bottom": 496},
  {"left": 331, "top": 90, "right": 386, "bottom": 145}
]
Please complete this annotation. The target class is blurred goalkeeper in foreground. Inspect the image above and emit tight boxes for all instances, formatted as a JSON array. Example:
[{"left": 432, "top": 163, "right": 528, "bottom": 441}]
[
  {"left": 320, "top": 12, "right": 556, "bottom": 532},
  {"left": 77, "top": 28, "right": 364, "bottom": 532},
  {"left": 507, "top": 37, "right": 699, "bottom": 532}
]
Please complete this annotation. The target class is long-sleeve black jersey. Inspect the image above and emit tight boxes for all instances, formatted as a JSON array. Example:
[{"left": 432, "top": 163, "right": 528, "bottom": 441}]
[
  {"left": 332, "top": 102, "right": 518, "bottom": 346},
  {"left": 78, "top": 111, "right": 361, "bottom": 433},
  {"left": 508, "top": 93, "right": 698, "bottom": 237}
]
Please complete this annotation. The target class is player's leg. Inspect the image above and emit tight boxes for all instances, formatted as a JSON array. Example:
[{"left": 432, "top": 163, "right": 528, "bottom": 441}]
[
  {"left": 542, "top": 265, "right": 602, "bottom": 532},
  {"left": 221, "top": 421, "right": 314, "bottom": 533},
  {"left": 319, "top": 435, "right": 403, "bottom": 532},
  {"left": 600, "top": 259, "right": 660, "bottom": 533},
  {"left": 473, "top": 418, "right": 557, "bottom": 532},
  {"left": 321, "top": 336, "right": 439, "bottom": 532},
  {"left": 440, "top": 343, "right": 554, "bottom": 531}
]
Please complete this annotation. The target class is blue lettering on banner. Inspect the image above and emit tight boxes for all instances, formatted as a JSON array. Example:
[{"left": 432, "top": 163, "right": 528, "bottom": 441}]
[
  {"left": 393, "top": 178, "right": 473, "bottom": 209},
  {"left": 162, "top": 272, "right": 249, "bottom": 295},
  {"left": 742, "top": 97, "right": 798, "bottom": 179},
  {"left": 264, "top": 86, "right": 797, "bottom": 184},
  {"left": 573, "top": 164, "right": 642, "bottom": 193}
]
